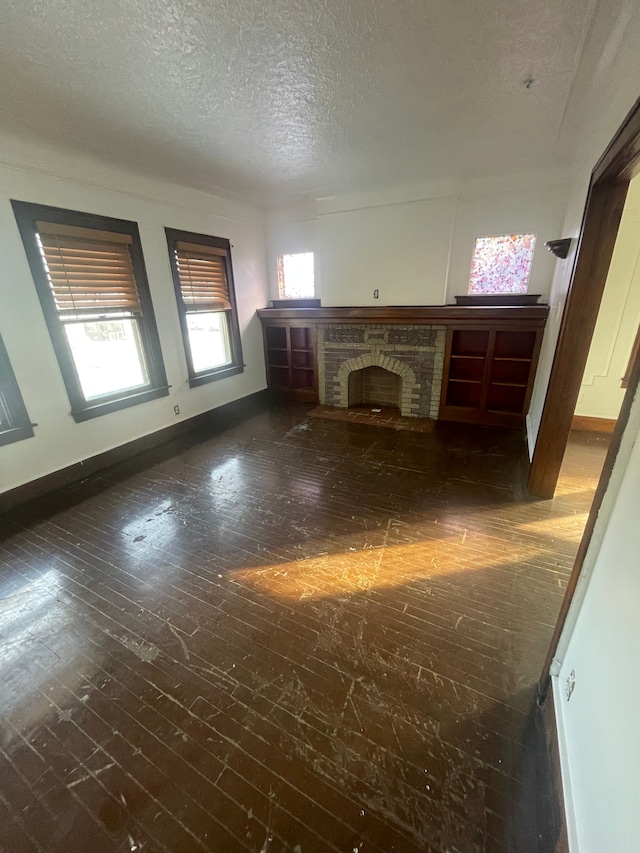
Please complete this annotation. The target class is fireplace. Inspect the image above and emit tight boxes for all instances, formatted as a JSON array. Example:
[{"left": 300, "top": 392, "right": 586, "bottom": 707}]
[
  {"left": 318, "top": 323, "right": 446, "bottom": 418},
  {"left": 348, "top": 366, "right": 402, "bottom": 411}
]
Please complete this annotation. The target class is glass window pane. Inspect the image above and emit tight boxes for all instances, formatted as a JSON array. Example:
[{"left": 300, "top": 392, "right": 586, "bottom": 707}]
[
  {"left": 64, "top": 319, "right": 149, "bottom": 400},
  {"left": 186, "top": 311, "right": 232, "bottom": 373},
  {"left": 278, "top": 253, "right": 315, "bottom": 299},
  {"left": 468, "top": 234, "right": 536, "bottom": 294}
]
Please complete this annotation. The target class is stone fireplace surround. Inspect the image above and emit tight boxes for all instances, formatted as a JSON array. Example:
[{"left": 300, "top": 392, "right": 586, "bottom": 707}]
[{"left": 317, "top": 324, "right": 446, "bottom": 418}]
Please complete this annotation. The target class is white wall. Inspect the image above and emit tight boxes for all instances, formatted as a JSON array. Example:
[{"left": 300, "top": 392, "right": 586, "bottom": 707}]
[
  {"left": 536, "top": 8, "right": 640, "bottom": 842},
  {"left": 0, "top": 134, "right": 268, "bottom": 494},
  {"left": 575, "top": 175, "right": 640, "bottom": 420},
  {"left": 318, "top": 195, "right": 456, "bottom": 306},
  {"left": 267, "top": 173, "right": 568, "bottom": 307},
  {"left": 527, "top": 0, "right": 640, "bottom": 447},
  {"left": 447, "top": 178, "right": 568, "bottom": 300},
  {"left": 267, "top": 205, "right": 318, "bottom": 298},
  {"left": 552, "top": 388, "right": 640, "bottom": 852}
]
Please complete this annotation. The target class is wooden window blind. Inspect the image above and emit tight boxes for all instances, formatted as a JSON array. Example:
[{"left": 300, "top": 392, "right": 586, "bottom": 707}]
[
  {"left": 36, "top": 221, "right": 141, "bottom": 318},
  {"left": 175, "top": 241, "right": 231, "bottom": 311}
]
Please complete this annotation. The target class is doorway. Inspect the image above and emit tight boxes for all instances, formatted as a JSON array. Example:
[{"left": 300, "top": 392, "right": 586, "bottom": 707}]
[
  {"left": 529, "top": 99, "right": 640, "bottom": 500},
  {"left": 531, "top": 97, "right": 640, "bottom": 694},
  {"left": 555, "top": 174, "right": 640, "bottom": 499}
]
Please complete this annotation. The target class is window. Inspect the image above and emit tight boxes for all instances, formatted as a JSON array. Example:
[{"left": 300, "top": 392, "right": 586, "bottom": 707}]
[
  {"left": 12, "top": 202, "right": 168, "bottom": 422},
  {"left": 165, "top": 228, "right": 243, "bottom": 387},
  {"left": 0, "top": 333, "right": 34, "bottom": 447},
  {"left": 277, "top": 252, "right": 315, "bottom": 299},
  {"left": 468, "top": 234, "right": 536, "bottom": 294}
]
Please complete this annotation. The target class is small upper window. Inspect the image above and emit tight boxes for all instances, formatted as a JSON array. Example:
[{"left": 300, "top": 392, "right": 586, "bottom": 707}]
[
  {"left": 12, "top": 201, "right": 168, "bottom": 422},
  {"left": 277, "top": 252, "right": 315, "bottom": 299},
  {"left": 468, "top": 234, "right": 536, "bottom": 294},
  {"left": 0, "top": 333, "right": 34, "bottom": 447},
  {"left": 165, "top": 228, "right": 243, "bottom": 387}
]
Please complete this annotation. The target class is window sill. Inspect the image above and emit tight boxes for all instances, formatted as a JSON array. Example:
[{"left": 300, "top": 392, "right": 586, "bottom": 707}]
[
  {"left": 271, "top": 298, "right": 320, "bottom": 309},
  {"left": 454, "top": 294, "right": 542, "bottom": 306},
  {"left": 0, "top": 423, "right": 35, "bottom": 447},
  {"left": 188, "top": 363, "right": 244, "bottom": 388},
  {"left": 71, "top": 385, "right": 170, "bottom": 423}
]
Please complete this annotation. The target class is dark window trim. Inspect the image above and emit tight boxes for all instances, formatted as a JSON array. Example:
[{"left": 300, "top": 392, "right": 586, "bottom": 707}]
[
  {"left": 165, "top": 227, "right": 244, "bottom": 388},
  {"left": 0, "top": 333, "right": 35, "bottom": 447},
  {"left": 0, "top": 425, "right": 34, "bottom": 447},
  {"left": 12, "top": 201, "right": 169, "bottom": 422},
  {"left": 71, "top": 385, "right": 171, "bottom": 422}
]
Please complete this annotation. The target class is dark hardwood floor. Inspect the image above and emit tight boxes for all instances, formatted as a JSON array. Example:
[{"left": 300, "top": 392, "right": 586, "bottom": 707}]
[{"left": 0, "top": 405, "right": 607, "bottom": 853}]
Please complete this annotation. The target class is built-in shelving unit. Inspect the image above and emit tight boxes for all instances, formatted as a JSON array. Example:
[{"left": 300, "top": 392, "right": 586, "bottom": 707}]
[
  {"left": 258, "top": 306, "right": 548, "bottom": 425},
  {"left": 264, "top": 324, "right": 317, "bottom": 401},
  {"left": 439, "top": 328, "right": 542, "bottom": 428}
]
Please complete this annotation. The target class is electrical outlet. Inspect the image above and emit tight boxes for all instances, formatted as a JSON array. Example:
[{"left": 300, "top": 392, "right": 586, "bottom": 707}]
[
  {"left": 565, "top": 669, "right": 576, "bottom": 701},
  {"left": 173, "top": 405, "right": 180, "bottom": 416},
  {"left": 373, "top": 289, "right": 379, "bottom": 299}
]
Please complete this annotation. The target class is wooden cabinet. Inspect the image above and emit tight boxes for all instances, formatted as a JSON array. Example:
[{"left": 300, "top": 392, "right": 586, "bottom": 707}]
[
  {"left": 258, "top": 306, "right": 548, "bottom": 422},
  {"left": 439, "top": 326, "right": 543, "bottom": 428},
  {"left": 263, "top": 323, "right": 318, "bottom": 402}
]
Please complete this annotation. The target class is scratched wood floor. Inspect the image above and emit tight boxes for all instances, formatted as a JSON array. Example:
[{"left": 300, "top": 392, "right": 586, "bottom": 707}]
[{"left": 0, "top": 405, "right": 608, "bottom": 853}]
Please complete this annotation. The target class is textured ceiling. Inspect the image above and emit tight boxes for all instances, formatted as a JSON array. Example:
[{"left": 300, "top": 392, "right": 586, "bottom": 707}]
[{"left": 0, "top": 0, "right": 597, "bottom": 203}]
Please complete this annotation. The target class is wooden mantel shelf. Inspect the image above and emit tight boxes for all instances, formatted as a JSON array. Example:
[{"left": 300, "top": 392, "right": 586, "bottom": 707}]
[{"left": 257, "top": 305, "right": 549, "bottom": 327}]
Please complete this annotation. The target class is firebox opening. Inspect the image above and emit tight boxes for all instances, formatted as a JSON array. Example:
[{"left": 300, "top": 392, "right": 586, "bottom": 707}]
[{"left": 348, "top": 366, "right": 402, "bottom": 411}]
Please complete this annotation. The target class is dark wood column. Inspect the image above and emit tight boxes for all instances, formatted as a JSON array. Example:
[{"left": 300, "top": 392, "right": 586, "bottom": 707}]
[{"left": 528, "top": 182, "right": 628, "bottom": 498}]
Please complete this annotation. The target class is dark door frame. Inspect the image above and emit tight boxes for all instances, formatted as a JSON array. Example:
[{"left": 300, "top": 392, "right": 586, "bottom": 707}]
[
  {"left": 528, "top": 96, "right": 640, "bottom": 499},
  {"left": 536, "top": 95, "right": 640, "bottom": 696}
]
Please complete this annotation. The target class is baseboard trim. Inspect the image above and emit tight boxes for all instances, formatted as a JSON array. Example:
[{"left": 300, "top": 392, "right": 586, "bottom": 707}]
[
  {"left": 571, "top": 414, "right": 616, "bottom": 433},
  {"left": 0, "top": 389, "right": 270, "bottom": 515},
  {"left": 545, "top": 680, "right": 571, "bottom": 853}
]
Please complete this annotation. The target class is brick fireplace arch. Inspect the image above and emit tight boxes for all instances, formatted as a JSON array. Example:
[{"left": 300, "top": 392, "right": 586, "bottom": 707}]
[{"left": 335, "top": 352, "right": 418, "bottom": 417}]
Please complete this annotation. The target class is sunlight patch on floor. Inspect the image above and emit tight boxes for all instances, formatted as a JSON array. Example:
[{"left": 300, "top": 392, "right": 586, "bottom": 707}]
[{"left": 232, "top": 534, "right": 548, "bottom": 600}]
